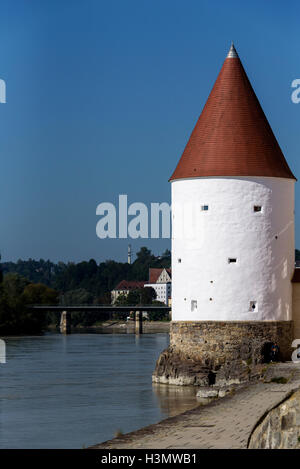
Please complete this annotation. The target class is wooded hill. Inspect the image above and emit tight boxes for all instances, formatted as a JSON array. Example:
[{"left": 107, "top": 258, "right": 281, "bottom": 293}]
[{"left": 1, "top": 247, "right": 171, "bottom": 305}]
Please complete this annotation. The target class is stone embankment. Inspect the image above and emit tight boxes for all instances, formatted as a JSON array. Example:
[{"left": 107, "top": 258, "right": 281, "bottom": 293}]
[
  {"left": 91, "top": 362, "right": 300, "bottom": 449},
  {"left": 153, "top": 321, "right": 293, "bottom": 387}
]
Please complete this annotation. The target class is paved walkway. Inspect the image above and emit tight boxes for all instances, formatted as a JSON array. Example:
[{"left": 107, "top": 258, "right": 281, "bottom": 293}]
[{"left": 91, "top": 363, "right": 300, "bottom": 449}]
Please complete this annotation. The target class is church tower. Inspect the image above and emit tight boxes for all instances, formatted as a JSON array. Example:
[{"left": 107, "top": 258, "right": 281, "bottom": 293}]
[{"left": 153, "top": 44, "right": 296, "bottom": 386}]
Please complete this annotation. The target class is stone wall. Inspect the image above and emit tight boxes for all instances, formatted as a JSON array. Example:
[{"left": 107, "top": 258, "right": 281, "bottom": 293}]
[
  {"left": 153, "top": 321, "right": 293, "bottom": 386},
  {"left": 249, "top": 389, "right": 300, "bottom": 448}
]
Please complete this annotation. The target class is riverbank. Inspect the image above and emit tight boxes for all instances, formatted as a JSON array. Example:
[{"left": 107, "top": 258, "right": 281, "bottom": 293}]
[
  {"left": 53, "top": 320, "right": 170, "bottom": 334},
  {"left": 90, "top": 362, "right": 300, "bottom": 449},
  {"left": 2, "top": 321, "right": 170, "bottom": 336}
]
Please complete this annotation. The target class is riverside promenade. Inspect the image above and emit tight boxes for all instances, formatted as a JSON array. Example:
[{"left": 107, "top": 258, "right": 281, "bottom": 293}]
[{"left": 91, "top": 363, "right": 300, "bottom": 449}]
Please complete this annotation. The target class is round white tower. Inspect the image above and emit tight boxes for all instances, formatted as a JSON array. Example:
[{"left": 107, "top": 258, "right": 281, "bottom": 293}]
[
  {"left": 153, "top": 44, "right": 296, "bottom": 386},
  {"left": 172, "top": 176, "right": 294, "bottom": 322}
]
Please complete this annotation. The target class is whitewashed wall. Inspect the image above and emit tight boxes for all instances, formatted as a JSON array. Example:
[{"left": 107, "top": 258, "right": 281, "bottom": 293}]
[
  {"left": 145, "top": 283, "right": 171, "bottom": 305},
  {"left": 171, "top": 177, "right": 295, "bottom": 321}
]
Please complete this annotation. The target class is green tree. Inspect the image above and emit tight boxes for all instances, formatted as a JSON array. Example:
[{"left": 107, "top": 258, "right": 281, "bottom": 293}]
[
  {"left": 22, "top": 283, "right": 58, "bottom": 305},
  {"left": 60, "top": 288, "right": 100, "bottom": 327},
  {"left": 22, "top": 283, "right": 59, "bottom": 329},
  {"left": 0, "top": 254, "right": 3, "bottom": 284},
  {"left": 140, "top": 287, "right": 156, "bottom": 304},
  {"left": 60, "top": 288, "right": 93, "bottom": 306},
  {"left": 0, "top": 273, "right": 58, "bottom": 334},
  {"left": 95, "top": 292, "right": 111, "bottom": 305},
  {"left": 130, "top": 247, "right": 156, "bottom": 280},
  {"left": 126, "top": 290, "right": 141, "bottom": 305},
  {"left": 148, "top": 300, "right": 170, "bottom": 321}
]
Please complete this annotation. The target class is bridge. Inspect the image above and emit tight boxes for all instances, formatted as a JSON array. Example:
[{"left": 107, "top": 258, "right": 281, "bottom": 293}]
[{"left": 30, "top": 305, "right": 171, "bottom": 334}]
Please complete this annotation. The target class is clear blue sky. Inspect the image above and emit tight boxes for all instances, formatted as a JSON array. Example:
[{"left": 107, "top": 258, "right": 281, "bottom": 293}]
[{"left": 1, "top": 0, "right": 300, "bottom": 263}]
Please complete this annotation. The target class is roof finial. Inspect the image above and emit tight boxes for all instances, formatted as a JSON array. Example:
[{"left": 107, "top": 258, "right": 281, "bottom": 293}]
[{"left": 227, "top": 42, "right": 238, "bottom": 58}]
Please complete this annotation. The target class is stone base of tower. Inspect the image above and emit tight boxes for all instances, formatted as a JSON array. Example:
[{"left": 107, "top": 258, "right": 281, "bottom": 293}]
[{"left": 152, "top": 321, "right": 293, "bottom": 387}]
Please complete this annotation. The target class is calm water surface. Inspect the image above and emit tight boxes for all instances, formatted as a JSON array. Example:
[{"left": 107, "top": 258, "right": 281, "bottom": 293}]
[{"left": 0, "top": 333, "right": 199, "bottom": 448}]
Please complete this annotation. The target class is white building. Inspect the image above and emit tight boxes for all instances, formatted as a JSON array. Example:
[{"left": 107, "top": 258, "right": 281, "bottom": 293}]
[
  {"left": 145, "top": 268, "right": 171, "bottom": 305},
  {"left": 146, "top": 282, "right": 171, "bottom": 305}
]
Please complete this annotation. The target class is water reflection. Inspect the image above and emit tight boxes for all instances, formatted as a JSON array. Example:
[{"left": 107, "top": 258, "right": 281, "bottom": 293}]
[{"left": 152, "top": 383, "right": 200, "bottom": 417}]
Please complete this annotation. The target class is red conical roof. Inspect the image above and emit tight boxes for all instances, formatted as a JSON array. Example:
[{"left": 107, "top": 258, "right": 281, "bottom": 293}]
[{"left": 170, "top": 44, "right": 295, "bottom": 181}]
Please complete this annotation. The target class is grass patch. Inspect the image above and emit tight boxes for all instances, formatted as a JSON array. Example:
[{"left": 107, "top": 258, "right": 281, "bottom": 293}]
[{"left": 271, "top": 377, "right": 288, "bottom": 384}]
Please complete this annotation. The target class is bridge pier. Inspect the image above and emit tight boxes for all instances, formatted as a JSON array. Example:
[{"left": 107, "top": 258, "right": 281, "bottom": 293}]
[
  {"left": 60, "top": 310, "right": 71, "bottom": 334},
  {"left": 135, "top": 311, "right": 143, "bottom": 334}
]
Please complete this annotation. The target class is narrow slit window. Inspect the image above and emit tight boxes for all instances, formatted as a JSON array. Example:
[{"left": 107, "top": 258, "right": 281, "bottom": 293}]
[
  {"left": 201, "top": 205, "right": 209, "bottom": 211},
  {"left": 249, "top": 301, "right": 257, "bottom": 312},
  {"left": 191, "top": 300, "right": 197, "bottom": 311},
  {"left": 228, "top": 258, "right": 237, "bottom": 263},
  {"left": 178, "top": 258, "right": 181, "bottom": 263},
  {"left": 254, "top": 205, "right": 262, "bottom": 212}
]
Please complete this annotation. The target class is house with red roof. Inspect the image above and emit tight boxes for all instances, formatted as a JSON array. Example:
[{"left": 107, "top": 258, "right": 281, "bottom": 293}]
[
  {"left": 111, "top": 267, "right": 172, "bottom": 305},
  {"left": 111, "top": 280, "right": 146, "bottom": 304}
]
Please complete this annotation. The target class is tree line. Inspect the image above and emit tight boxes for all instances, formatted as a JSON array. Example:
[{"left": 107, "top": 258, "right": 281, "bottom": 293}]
[{"left": 0, "top": 247, "right": 171, "bottom": 334}]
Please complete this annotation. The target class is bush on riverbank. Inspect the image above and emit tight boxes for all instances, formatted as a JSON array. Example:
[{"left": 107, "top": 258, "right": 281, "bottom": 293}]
[{"left": 0, "top": 272, "right": 58, "bottom": 334}]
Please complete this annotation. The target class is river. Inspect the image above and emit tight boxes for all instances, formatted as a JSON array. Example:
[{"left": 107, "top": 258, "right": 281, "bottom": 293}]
[{"left": 0, "top": 332, "right": 199, "bottom": 448}]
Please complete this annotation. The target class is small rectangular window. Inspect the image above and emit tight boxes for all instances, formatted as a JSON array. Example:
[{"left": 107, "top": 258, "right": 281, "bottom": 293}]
[
  {"left": 228, "top": 258, "right": 237, "bottom": 263},
  {"left": 254, "top": 206, "right": 262, "bottom": 212},
  {"left": 249, "top": 301, "right": 257, "bottom": 312},
  {"left": 191, "top": 300, "right": 197, "bottom": 311},
  {"left": 178, "top": 258, "right": 181, "bottom": 263},
  {"left": 201, "top": 205, "right": 209, "bottom": 211}
]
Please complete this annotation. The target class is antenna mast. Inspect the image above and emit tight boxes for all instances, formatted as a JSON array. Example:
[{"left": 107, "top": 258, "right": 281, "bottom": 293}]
[{"left": 128, "top": 244, "right": 132, "bottom": 264}]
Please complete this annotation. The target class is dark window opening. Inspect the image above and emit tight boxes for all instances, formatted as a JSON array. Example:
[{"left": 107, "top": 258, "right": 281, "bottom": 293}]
[
  {"left": 254, "top": 205, "right": 262, "bottom": 212},
  {"left": 201, "top": 205, "right": 209, "bottom": 211},
  {"left": 208, "top": 370, "right": 216, "bottom": 386},
  {"left": 228, "top": 258, "right": 237, "bottom": 263}
]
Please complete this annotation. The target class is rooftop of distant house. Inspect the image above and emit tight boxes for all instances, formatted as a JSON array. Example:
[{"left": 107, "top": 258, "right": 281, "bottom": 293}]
[
  {"left": 113, "top": 280, "right": 146, "bottom": 291},
  {"left": 148, "top": 268, "right": 171, "bottom": 284}
]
